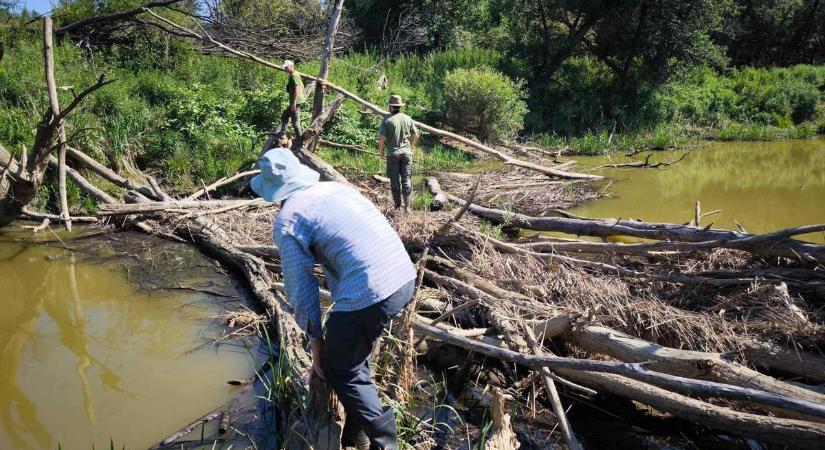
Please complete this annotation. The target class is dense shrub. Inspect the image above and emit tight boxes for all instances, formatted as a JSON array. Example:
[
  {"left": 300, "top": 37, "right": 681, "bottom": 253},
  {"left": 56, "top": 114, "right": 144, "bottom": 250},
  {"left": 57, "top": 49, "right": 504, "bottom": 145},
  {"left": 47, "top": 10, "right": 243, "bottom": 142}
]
[{"left": 442, "top": 67, "right": 527, "bottom": 142}]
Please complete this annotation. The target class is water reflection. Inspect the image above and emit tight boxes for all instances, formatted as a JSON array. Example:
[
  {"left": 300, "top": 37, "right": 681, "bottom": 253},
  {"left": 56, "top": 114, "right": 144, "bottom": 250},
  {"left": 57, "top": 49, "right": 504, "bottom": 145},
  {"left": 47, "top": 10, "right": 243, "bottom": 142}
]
[{"left": 0, "top": 234, "right": 251, "bottom": 449}]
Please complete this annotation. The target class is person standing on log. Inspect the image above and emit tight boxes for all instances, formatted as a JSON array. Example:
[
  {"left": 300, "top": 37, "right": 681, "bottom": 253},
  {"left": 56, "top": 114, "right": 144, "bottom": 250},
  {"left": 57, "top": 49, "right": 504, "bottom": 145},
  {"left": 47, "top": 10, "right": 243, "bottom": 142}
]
[
  {"left": 378, "top": 94, "right": 419, "bottom": 212},
  {"left": 274, "top": 60, "right": 306, "bottom": 145},
  {"left": 251, "top": 148, "right": 416, "bottom": 450}
]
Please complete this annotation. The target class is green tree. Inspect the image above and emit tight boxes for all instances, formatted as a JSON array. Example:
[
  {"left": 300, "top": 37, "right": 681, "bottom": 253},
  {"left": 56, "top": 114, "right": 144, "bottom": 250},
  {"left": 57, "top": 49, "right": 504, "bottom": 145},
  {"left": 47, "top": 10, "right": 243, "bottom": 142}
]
[
  {"left": 442, "top": 66, "right": 527, "bottom": 142},
  {"left": 721, "top": 0, "right": 825, "bottom": 66}
]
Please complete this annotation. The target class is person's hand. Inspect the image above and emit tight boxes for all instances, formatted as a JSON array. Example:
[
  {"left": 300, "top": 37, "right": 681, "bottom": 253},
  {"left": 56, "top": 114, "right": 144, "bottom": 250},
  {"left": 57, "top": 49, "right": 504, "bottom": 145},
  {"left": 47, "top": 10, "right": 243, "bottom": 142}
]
[
  {"left": 290, "top": 103, "right": 298, "bottom": 112},
  {"left": 310, "top": 338, "right": 325, "bottom": 380}
]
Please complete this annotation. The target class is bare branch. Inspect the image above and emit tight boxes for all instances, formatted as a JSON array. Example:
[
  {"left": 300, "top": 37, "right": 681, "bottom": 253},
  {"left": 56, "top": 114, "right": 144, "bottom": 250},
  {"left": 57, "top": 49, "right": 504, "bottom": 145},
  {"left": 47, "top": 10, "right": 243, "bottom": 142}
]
[{"left": 55, "top": 0, "right": 185, "bottom": 36}]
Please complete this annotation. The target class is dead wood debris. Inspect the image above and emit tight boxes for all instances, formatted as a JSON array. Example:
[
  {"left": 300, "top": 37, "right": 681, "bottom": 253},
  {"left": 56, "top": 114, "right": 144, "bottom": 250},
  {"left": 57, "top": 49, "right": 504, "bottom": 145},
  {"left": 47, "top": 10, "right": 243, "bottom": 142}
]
[
  {"left": 15, "top": 58, "right": 825, "bottom": 448},
  {"left": 49, "top": 150, "right": 825, "bottom": 449}
]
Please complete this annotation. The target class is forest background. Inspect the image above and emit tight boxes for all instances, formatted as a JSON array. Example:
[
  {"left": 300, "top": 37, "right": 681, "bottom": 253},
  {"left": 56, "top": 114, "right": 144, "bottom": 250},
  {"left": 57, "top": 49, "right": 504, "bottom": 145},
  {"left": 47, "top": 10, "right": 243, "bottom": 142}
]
[{"left": 1, "top": 0, "right": 824, "bottom": 209}]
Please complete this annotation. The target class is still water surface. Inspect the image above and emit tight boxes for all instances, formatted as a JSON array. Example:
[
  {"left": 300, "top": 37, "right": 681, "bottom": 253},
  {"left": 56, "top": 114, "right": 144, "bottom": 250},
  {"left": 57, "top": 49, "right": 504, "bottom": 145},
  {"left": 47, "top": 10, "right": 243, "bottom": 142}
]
[
  {"left": 0, "top": 230, "right": 252, "bottom": 449},
  {"left": 569, "top": 138, "right": 825, "bottom": 243}
]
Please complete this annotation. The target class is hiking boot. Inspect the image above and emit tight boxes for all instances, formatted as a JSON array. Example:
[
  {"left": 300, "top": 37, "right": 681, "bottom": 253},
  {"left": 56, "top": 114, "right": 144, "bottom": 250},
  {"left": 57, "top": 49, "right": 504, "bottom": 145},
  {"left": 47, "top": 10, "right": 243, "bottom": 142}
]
[
  {"left": 342, "top": 418, "right": 370, "bottom": 450},
  {"left": 362, "top": 407, "right": 397, "bottom": 450},
  {"left": 402, "top": 194, "right": 412, "bottom": 213},
  {"left": 391, "top": 190, "right": 402, "bottom": 209}
]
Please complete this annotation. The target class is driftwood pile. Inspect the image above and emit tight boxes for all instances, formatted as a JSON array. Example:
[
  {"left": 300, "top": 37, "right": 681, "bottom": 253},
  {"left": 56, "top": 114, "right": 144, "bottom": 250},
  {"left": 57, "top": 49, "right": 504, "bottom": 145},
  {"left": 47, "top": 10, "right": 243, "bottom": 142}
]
[
  {"left": 4, "top": 8, "right": 825, "bottom": 450},
  {"left": 19, "top": 121, "right": 825, "bottom": 448}
]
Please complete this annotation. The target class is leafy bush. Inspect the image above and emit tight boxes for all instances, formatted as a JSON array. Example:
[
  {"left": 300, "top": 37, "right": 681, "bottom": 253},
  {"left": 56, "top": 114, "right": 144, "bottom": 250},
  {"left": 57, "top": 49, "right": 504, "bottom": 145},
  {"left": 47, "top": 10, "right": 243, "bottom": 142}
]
[{"left": 442, "top": 67, "right": 527, "bottom": 142}]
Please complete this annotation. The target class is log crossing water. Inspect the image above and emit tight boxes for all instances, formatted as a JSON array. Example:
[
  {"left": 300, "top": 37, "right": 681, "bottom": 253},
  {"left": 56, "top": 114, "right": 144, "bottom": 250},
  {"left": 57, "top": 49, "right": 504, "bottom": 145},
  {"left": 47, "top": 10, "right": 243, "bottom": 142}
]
[
  {"left": 0, "top": 229, "right": 252, "bottom": 449},
  {"left": 569, "top": 138, "right": 825, "bottom": 243}
]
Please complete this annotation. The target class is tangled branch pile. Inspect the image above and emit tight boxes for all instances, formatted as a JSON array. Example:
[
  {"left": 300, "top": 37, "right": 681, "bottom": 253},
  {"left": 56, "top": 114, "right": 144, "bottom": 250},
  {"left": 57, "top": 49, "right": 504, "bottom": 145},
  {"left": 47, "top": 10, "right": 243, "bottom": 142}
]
[{"left": 6, "top": 9, "right": 825, "bottom": 450}]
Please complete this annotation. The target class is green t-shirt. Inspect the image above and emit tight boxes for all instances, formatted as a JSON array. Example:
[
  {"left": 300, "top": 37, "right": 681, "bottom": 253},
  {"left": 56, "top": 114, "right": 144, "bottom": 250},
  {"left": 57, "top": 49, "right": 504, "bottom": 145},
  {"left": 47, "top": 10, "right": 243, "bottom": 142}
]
[
  {"left": 286, "top": 72, "right": 306, "bottom": 105},
  {"left": 378, "top": 112, "right": 418, "bottom": 156}
]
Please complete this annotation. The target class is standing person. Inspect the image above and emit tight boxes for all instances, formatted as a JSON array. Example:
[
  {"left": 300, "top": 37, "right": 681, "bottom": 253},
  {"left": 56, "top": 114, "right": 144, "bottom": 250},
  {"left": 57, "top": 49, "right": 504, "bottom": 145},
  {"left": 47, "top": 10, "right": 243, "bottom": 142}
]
[
  {"left": 250, "top": 148, "right": 416, "bottom": 450},
  {"left": 274, "top": 60, "right": 306, "bottom": 145},
  {"left": 377, "top": 95, "right": 419, "bottom": 212}
]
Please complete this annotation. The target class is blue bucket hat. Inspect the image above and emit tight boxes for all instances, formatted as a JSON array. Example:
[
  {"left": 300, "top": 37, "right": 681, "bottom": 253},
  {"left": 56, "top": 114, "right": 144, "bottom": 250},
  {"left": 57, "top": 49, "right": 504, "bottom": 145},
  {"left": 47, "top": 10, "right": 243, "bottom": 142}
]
[{"left": 250, "top": 148, "right": 320, "bottom": 203}]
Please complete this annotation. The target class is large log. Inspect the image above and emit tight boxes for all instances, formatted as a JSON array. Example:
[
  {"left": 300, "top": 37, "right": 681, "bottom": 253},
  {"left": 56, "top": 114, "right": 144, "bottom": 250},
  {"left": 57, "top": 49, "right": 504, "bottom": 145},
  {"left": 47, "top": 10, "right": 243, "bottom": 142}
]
[
  {"left": 142, "top": 11, "right": 601, "bottom": 181},
  {"left": 741, "top": 344, "right": 825, "bottom": 382},
  {"left": 413, "top": 320, "right": 825, "bottom": 448},
  {"left": 419, "top": 266, "right": 825, "bottom": 420},
  {"left": 67, "top": 147, "right": 144, "bottom": 191},
  {"left": 167, "top": 215, "right": 342, "bottom": 449},
  {"left": 566, "top": 325, "right": 825, "bottom": 420},
  {"left": 431, "top": 181, "right": 825, "bottom": 263},
  {"left": 48, "top": 155, "right": 118, "bottom": 204},
  {"left": 97, "top": 199, "right": 254, "bottom": 215}
]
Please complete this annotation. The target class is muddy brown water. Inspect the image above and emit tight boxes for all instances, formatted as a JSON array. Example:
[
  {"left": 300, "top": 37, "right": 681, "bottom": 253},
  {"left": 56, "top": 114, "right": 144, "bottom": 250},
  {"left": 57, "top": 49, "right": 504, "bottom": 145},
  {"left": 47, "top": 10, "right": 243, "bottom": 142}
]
[
  {"left": 566, "top": 138, "right": 825, "bottom": 243},
  {"left": 0, "top": 228, "right": 257, "bottom": 449}
]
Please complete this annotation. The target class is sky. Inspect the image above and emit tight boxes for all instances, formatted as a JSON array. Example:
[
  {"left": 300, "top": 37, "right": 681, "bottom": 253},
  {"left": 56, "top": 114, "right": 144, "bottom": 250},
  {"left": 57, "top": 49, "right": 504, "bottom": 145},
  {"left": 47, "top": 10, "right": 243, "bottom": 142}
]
[{"left": 19, "top": 0, "right": 53, "bottom": 14}]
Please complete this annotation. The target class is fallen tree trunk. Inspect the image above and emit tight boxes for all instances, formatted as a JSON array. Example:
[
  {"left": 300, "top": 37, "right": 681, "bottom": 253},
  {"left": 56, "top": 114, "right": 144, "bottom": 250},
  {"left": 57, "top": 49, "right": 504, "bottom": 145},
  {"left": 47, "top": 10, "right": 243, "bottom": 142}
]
[
  {"left": 20, "top": 208, "right": 98, "bottom": 223},
  {"left": 429, "top": 179, "right": 825, "bottom": 263},
  {"left": 417, "top": 266, "right": 825, "bottom": 420},
  {"left": 453, "top": 222, "right": 783, "bottom": 287},
  {"left": 97, "top": 199, "right": 254, "bottom": 215},
  {"left": 67, "top": 146, "right": 144, "bottom": 191},
  {"left": 48, "top": 155, "right": 118, "bottom": 204},
  {"left": 413, "top": 320, "right": 825, "bottom": 448},
  {"left": 740, "top": 344, "right": 825, "bottom": 383},
  {"left": 185, "top": 169, "right": 259, "bottom": 201},
  {"left": 143, "top": 11, "right": 600, "bottom": 181},
  {"left": 566, "top": 325, "right": 825, "bottom": 420},
  {"left": 557, "top": 369, "right": 825, "bottom": 450}
]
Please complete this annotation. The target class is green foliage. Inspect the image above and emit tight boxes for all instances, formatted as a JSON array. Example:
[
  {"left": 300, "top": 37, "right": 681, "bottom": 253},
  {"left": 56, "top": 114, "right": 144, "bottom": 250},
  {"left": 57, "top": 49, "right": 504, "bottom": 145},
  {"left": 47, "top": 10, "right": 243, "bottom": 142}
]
[
  {"left": 656, "top": 65, "right": 825, "bottom": 128},
  {"left": 416, "top": 144, "right": 473, "bottom": 172},
  {"left": 478, "top": 220, "right": 503, "bottom": 240},
  {"left": 442, "top": 67, "right": 527, "bottom": 142},
  {"left": 411, "top": 190, "right": 433, "bottom": 211}
]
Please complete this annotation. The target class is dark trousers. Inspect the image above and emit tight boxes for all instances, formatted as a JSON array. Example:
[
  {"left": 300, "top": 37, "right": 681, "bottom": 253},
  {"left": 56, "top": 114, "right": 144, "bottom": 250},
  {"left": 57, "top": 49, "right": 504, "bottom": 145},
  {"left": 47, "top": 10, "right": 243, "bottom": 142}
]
[
  {"left": 386, "top": 153, "right": 412, "bottom": 196},
  {"left": 323, "top": 280, "right": 415, "bottom": 425},
  {"left": 275, "top": 105, "right": 302, "bottom": 138}
]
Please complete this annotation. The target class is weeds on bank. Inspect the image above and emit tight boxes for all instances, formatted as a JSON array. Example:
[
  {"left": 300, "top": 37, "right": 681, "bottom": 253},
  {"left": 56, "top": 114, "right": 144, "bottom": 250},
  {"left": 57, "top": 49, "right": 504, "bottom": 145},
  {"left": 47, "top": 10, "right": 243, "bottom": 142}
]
[
  {"left": 373, "top": 324, "right": 467, "bottom": 449},
  {"left": 317, "top": 142, "right": 473, "bottom": 176}
]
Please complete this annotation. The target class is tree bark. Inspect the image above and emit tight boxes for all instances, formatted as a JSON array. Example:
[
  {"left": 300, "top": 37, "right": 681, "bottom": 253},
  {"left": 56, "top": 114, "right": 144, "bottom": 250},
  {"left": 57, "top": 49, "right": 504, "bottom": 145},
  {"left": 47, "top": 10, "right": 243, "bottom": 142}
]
[
  {"left": 43, "top": 17, "right": 72, "bottom": 231},
  {"left": 413, "top": 320, "right": 825, "bottom": 447},
  {"left": 67, "top": 147, "right": 144, "bottom": 191},
  {"left": 435, "top": 185, "right": 825, "bottom": 263},
  {"left": 97, "top": 199, "right": 254, "bottom": 215},
  {"left": 309, "top": 0, "right": 346, "bottom": 152}
]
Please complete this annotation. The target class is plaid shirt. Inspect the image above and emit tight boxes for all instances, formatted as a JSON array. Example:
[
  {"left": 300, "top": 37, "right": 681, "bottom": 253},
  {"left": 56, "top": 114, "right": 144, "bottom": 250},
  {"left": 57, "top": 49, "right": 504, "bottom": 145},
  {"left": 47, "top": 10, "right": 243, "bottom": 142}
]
[{"left": 273, "top": 182, "right": 416, "bottom": 339}]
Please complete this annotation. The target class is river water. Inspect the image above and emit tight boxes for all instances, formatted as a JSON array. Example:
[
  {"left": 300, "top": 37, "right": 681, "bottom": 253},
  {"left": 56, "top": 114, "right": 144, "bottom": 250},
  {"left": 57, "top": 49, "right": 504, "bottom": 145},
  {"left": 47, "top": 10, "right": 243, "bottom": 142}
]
[
  {"left": 0, "top": 229, "right": 254, "bottom": 449},
  {"left": 569, "top": 138, "right": 825, "bottom": 243}
]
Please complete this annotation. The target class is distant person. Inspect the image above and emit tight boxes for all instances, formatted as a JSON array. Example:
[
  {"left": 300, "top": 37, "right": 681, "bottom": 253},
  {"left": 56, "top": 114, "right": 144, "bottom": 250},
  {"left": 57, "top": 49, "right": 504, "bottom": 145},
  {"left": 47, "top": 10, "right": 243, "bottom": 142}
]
[
  {"left": 377, "top": 95, "right": 419, "bottom": 212},
  {"left": 274, "top": 60, "right": 306, "bottom": 145},
  {"left": 251, "top": 148, "right": 416, "bottom": 450}
]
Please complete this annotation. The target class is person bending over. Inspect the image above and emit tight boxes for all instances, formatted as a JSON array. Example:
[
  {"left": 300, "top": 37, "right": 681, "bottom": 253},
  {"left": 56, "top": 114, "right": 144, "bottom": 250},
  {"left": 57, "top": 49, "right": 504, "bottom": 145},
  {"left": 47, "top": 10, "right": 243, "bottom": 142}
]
[{"left": 251, "top": 148, "right": 415, "bottom": 450}]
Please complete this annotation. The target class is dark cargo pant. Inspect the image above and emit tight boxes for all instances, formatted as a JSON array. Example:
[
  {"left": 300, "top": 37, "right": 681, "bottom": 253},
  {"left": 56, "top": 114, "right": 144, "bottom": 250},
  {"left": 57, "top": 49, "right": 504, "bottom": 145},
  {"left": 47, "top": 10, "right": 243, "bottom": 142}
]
[
  {"left": 275, "top": 105, "right": 302, "bottom": 138},
  {"left": 323, "top": 280, "right": 415, "bottom": 425},
  {"left": 386, "top": 153, "right": 412, "bottom": 205}
]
